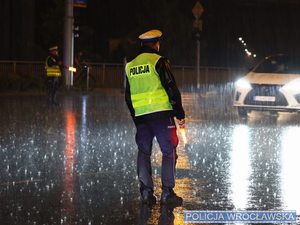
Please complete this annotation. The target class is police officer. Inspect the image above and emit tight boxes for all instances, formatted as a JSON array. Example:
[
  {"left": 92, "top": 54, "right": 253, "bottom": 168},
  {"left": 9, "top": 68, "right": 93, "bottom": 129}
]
[
  {"left": 125, "top": 29, "right": 185, "bottom": 205},
  {"left": 45, "top": 46, "right": 62, "bottom": 105}
]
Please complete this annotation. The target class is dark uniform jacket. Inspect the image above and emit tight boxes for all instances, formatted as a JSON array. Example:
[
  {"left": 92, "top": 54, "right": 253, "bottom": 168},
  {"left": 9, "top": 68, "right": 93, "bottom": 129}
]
[{"left": 46, "top": 54, "right": 60, "bottom": 68}]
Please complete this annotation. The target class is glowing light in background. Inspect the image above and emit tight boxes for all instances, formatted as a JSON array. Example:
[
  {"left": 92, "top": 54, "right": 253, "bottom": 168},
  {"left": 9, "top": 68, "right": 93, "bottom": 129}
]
[
  {"left": 230, "top": 125, "right": 251, "bottom": 209},
  {"left": 62, "top": 111, "right": 76, "bottom": 224},
  {"left": 68, "top": 66, "right": 77, "bottom": 72},
  {"left": 281, "top": 127, "right": 300, "bottom": 213},
  {"left": 238, "top": 36, "right": 256, "bottom": 58}
]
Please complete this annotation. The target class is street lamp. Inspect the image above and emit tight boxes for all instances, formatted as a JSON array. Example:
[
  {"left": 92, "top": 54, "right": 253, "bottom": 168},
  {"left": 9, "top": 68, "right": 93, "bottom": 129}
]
[{"left": 192, "top": 1, "right": 204, "bottom": 89}]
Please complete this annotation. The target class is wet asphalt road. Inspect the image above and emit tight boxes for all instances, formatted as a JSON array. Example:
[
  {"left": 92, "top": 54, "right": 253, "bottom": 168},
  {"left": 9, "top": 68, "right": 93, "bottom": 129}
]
[{"left": 0, "top": 87, "right": 300, "bottom": 225}]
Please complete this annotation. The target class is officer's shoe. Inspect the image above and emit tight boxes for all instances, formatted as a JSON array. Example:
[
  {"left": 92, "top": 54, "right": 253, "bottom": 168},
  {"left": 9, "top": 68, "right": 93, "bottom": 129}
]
[
  {"left": 141, "top": 190, "right": 156, "bottom": 205},
  {"left": 160, "top": 189, "right": 183, "bottom": 206}
]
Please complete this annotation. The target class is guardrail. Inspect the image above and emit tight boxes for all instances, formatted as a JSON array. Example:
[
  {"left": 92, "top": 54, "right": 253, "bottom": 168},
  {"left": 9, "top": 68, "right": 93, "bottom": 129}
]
[{"left": 0, "top": 60, "right": 246, "bottom": 89}]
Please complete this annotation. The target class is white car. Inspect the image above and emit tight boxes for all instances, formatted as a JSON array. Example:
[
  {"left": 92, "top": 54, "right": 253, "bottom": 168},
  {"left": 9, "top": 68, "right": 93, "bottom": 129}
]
[{"left": 233, "top": 54, "right": 300, "bottom": 117}]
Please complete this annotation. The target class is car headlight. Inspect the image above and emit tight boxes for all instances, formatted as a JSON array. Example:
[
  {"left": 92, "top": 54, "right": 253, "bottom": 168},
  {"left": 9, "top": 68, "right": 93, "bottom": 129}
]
[
  {"left": 281, "top": 79, "right": 300, "bottom": 93},
  {"left": 235, "top": 78, "right": 251, "bottom": 89}
]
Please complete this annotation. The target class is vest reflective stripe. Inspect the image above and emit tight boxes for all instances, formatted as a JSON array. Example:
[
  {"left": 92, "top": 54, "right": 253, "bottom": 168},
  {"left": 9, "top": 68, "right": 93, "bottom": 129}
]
[
  {"left": 46, "top": 66, "right": 61, "bottom": 76},
  {"left": 131, "top": 89, "right": 166, "bottom": 106},
  {"left": 45, "top": 56, "right": 61, "bottom": 77},
  {"left": 126, "top": 53, "right": 172, "bottom": 116}
]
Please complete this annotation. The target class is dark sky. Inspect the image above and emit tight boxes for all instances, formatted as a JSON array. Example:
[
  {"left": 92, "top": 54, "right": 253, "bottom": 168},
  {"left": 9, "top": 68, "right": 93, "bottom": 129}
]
[
  {"left": 78, "top": 0, "right": 300, "bottom": 66},
  {"left": 1, "top": 0, "right": 300, "bottom": 67}
]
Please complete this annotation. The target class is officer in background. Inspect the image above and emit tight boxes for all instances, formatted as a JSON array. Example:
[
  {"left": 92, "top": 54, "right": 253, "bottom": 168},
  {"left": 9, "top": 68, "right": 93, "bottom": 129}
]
[
  {"left": 125, "top": 29, "right": 185, "bottom": 206},
  {"left": 45, "top": 46, "right": 62, "bottom": 105}
]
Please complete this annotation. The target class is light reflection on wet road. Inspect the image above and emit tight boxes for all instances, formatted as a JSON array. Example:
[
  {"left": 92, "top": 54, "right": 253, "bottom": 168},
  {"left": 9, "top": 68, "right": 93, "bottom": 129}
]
[
  {"left": 0, "top": 88, "right": 300, "bottom": 225},
  {"left": 62, "top": 110, "right": 76, "bottom": 225}
]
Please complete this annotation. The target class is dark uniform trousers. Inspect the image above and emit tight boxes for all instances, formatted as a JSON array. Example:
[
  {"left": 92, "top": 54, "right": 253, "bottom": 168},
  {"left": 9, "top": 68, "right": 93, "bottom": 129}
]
[
  {"left": 47, "top": 77, "right": 60, "bottom": 105},
  {"left": 135, "top": 116, "right": 178, "bottom": 192}
]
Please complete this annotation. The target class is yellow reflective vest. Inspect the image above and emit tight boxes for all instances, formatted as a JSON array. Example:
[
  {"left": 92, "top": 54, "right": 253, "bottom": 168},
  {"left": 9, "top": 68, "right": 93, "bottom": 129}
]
[
  {"left": 125, "top": 53, "right": 172, "bottom": 117},
  {"left": 45, "top": 56, "right": 61, "bottom": 77}
]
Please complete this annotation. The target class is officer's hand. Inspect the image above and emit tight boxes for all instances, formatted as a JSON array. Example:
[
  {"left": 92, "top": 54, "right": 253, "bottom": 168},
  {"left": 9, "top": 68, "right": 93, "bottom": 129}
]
[{"left": 177, "top": 118, "right": 185, "bottom": 129}]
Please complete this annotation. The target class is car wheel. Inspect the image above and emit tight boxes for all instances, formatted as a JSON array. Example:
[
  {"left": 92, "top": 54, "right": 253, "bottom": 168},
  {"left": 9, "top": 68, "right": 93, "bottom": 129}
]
[{"left": 238, "top": 107, "right": 248, "bottom": 118}]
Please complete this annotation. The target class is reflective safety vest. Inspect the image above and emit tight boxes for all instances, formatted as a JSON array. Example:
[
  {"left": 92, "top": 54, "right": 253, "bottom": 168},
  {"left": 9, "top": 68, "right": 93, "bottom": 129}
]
[
  {"left": 126, "top": 53, "right": 172, "bottom": 117},
  {"left": 45, "top": 56, "right": 61, "bottom": 77}
]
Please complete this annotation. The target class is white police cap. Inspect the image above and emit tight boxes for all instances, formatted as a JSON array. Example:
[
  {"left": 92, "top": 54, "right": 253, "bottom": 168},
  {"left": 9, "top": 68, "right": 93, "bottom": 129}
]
[
  {"left": 138, "top": 29, "right": 162, "bottom": 42},
  {"left": 49, "top": 46, "right": 58, "bottom": 51}
]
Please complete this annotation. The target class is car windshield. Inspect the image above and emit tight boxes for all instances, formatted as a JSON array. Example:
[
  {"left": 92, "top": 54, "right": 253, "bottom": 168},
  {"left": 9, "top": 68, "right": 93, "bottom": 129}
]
[{"left": 254, "top": 55, "right": 300, "bottom": 74}]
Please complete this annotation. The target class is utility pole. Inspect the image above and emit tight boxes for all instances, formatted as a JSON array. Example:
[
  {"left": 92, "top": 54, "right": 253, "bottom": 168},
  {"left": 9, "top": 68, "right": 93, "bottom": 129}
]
[
  {"left": 192, "top": 1, "right": 204, "bottom": 89},
  {"left": 63, "top": 0, "right": 74, "bottom": 88}
]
